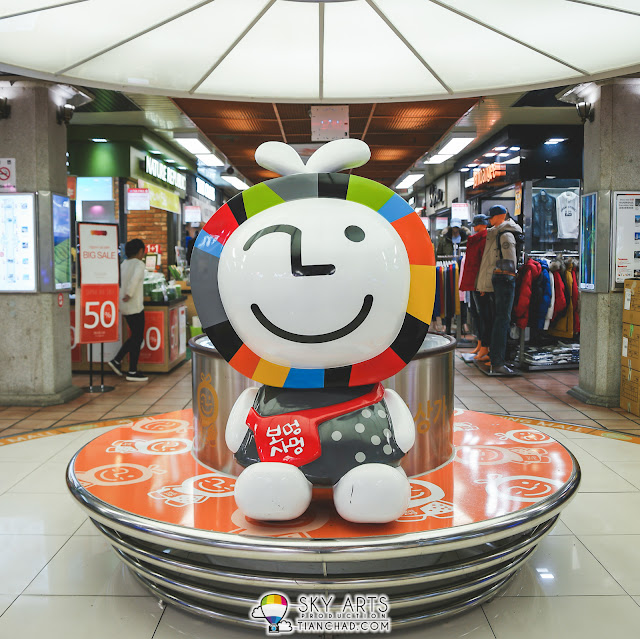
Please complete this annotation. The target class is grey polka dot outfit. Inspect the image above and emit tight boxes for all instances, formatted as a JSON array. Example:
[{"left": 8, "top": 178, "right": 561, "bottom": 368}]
[{"left": 235, "top": 384, "right": 405, "bottom": 485}]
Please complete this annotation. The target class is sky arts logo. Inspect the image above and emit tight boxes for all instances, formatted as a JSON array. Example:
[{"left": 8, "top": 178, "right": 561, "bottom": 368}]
[{"left": 251, "top": 592, "right": 391, "bottom": 635}]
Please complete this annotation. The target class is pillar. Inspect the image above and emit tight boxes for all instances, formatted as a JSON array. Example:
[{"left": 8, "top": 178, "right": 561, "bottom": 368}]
[
  {"left": 569, "top": 79, "right": 640, "bottom": 407},
  {"left": 0, "top": 79, "right": 82, "bottom": 405}
]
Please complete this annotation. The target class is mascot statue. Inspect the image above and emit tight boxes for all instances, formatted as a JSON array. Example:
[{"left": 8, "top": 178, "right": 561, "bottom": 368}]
[{"left": 190, "top": 139, "right": 435, "bottom": 523}]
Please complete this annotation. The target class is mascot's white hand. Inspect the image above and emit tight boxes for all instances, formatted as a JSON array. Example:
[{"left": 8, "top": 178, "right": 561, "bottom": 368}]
[
  {"left": 384, "top": 388, "right": 416, "bottom": 453},
  {"left": 226, "top": 387, "right": 259, "bottom": 453}
]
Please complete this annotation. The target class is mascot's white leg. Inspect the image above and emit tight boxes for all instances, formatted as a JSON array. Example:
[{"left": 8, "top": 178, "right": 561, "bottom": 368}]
[
  {"left": 333, "top": 464, "right": 410, "bottom": 523},
  {"left": 234, "top": 462, "right": 312, "bottom": 521}
]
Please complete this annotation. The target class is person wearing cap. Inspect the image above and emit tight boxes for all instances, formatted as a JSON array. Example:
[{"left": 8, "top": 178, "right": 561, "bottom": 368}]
[
  {"left": 436, "top": 217, "right": 469, "bottom": 256},
  {"left": 459, "top": 214, "right": 491, "bottom": 359},
  {"left": 476, "top": 205, "right": 522, "bottom": 375}
]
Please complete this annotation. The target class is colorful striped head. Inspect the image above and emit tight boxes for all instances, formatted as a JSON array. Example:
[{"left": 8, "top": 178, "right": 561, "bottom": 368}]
[{"left": 190, "top": 142, "right": 435, "bottom": 389}]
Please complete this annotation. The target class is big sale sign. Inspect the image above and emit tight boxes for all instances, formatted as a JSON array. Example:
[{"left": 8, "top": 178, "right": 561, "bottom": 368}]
[{"left": 76, "top": 222, "right": 119, "bottom": 344}]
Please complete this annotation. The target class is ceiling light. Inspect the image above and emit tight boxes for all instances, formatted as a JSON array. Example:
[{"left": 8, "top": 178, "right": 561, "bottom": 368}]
[
  {"left": 509, "top": 146, "right": 520, "bottom": 151},
  {"left": 196, "top": 153, "right": 225, "bottom": 167},
  {"left": 438, "top": 133, "right": 475, "bottom": 156},
  {"left": 149, "top": 150, "right": 162, "bottom": 155},
  {"left": 504, "top": 156, "right": 521, "bottom": 164},
  {"left": 493, "top": 146, "right": 507, "bottom": 151},
  {"left": 174, "top": 134, "right": 212, "bottom": 156},
  {"left": 479, "top": 163, "right": 490, "bottom": 168},
  {"left": 165, "top": 159, "right": 176, "bottom": 164},
  {"left": 91, "top": 138, "right": 108, "bottom": 143},
  {"left": 460, "top": 167, "right": 470, "bottom": 172},
  {"left": 467, "top": 163, "right": 479, "bottom": 168},
  {"left": 177, "top": 166, "right": 187, "bottom": 171},
  {"left": 544, "top": 138, "right": 568, "bottom": 145},
  {"left": 484, "top": 152, "right": 497, "bottom": 157},
  {"left": 424, "top": 154, "right": 451, "bottom": 164},
  {"left": 222, "top": 176, "right": 250, "bottom": 190},
  {"left": 395, "top": 174, "right": 423, "bottom": 189},
  {"left": 576, "top": 101, "right": 595, "bottom": 124},
  {"left": 497, "top": 153, "right": 510, "bottom": 157}
]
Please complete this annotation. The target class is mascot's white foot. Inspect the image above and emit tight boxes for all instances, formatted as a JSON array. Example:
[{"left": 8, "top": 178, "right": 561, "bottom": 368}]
[
  {"left": 333, "top": 464, "right": 410, "bottom": 523},
  {"left": 234, "top": 462, "right": 312, "bottom": 521}
]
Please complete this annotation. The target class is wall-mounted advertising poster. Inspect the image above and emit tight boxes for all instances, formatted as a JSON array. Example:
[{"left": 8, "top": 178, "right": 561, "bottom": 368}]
[
  {"left": 580, "top": 193, "right": 597, "bottom": 291},
  {"left": 52, "top": 193, "right": 71, "bottom": 290},
  {"left": 612, "top": 192, "right": 640, "bottom": 289},
  {"left": 0, "top": 193, "right": 37, "bottom": 292}
]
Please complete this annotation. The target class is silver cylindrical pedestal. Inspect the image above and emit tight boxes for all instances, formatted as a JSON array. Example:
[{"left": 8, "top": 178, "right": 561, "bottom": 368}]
[{"left": 189, "top": 333, "right": 456, "bottom": 476}]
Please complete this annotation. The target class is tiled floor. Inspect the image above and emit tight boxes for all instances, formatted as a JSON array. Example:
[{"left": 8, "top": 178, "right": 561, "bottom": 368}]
[
  {"left": 3, "top": 351, "right": 640, "bottom": 636},
  {"left": 1, "top": 350, "right": 639, "bottom": 439}
]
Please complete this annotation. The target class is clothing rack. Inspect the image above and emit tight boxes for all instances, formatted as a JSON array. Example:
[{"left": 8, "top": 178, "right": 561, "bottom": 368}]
[{"left": 515, "top": 252, "right": 580, "bottom": 372}]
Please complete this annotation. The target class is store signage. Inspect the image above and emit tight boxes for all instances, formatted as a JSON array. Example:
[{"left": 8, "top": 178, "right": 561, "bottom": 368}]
[
  {"left": 67, "top": 176, "right": 77, "bottom": 200},
  {"left": 452, "top": 202, "right": 469, "bottom": 221},
  {"left": 0, "top": 158, "right": 16, "bottom": 193},
  {"left": 144, "top": 155, "right": 186, "bottom": 191},
  {"left": 76, "top": 222, "right": 120, "bottom": 344},
  {"left": 195, "top": 177, "right": 217, "bottom": 202},
  {"left": 473, "top": 163, "right": 506, "bottom": 188},
  {"left": 184, "top": 206, "right": 202, "bottom": 224},
  {"left": 127, "top": 187, "right": 150, "bottom": 211}
]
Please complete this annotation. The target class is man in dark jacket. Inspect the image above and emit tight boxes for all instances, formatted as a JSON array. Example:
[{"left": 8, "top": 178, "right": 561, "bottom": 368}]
[{"left": 436, "top": 218, "right": 469, "bottom": 256}]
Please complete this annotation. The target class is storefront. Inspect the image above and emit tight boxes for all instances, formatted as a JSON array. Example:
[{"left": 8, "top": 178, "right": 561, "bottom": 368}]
[{"left": 67, "top": 126, "right": 194, "bottom": 373}]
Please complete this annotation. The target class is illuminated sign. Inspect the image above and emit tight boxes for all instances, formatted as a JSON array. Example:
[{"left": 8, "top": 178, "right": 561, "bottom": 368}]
[
  {"left": 144, "top": 155, "right": 186, "bottom": 191},
  {"left": 472, "top": 163, "right": 506, "bottom": 188},
  {"left": 196, "top": 177, "right": 217, "bottom": 202}
]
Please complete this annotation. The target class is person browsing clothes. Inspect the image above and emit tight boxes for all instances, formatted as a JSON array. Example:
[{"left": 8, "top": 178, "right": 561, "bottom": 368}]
[{"left": 108, "top": 239, "right": 149, "bottom": 382}]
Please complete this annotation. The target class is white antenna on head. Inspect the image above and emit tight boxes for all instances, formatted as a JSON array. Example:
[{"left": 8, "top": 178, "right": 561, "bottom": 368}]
[{"left": 255, "top": 139, "right": 371, "bottom": 177}]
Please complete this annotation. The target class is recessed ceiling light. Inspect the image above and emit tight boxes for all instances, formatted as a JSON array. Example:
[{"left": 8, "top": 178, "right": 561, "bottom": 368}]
[
  {"left": 509, "top": 146, "right": 520, "bottom": 151},
  {"left": 494, "top": 146, "right": 507, "bottom": 151},
  {"left": 460, "top": 167, "right": 470, "bottom": 172},
  {"left": 196, "top": 153, "right": 224, "bottom": 167},
  {"left": 165, "top": 159, "right": 176, "bottom": 164},
  {"left": 222, "top": 176, "right": 250, "bottom": 190},
  {"left": 424, "top": 154, "right": 452, "bottom": 164},
  {"left": 91, "top": 138, "right": 108, "bottom": 143},
  {"left": 504, "top": 156, "right": 521, "bottom": 164},
  {"left": 438, "top": 134, "right": 475, "bottom": 156},
  {"left": 484, "top": 152, "right": 497, "bottom": 157},
  {"left": 467, "top": 163, "right": 479, "bottom": 168},
  {"left": 149, "top": 150, "right": 162, "bottom": 155},
  {"left": 177, "top": 166, "right": 187, "bottom": 171},
  {"left": 175, "top": 135, "right": 212, "bottom": 156},
  {"left": 544, "top": 138, "right": 568, "bottom": 145}
]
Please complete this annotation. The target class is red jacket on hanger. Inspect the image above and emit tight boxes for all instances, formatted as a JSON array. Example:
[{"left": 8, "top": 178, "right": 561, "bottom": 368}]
[
  {"left": 459, "top": 229, "right": 487, "bottom": 292},
  {"left": 513, "top": 258, "right": 542, "bottom": 329},
  {"left": 550, "top": 265, "right": 567, "bottom": 323}
]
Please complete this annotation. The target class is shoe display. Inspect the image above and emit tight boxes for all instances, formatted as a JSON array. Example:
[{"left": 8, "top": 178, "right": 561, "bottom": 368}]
[
  {"left": 126, "top": 371, "right": 149, "bottom": 382},
  {"left": 107, "top": 360, "right": 123, "bottom": 377}
]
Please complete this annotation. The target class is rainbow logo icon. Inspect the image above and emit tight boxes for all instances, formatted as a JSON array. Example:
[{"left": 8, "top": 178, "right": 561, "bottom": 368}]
[{"left": 251, "top": 593, "right": 293, "bottom": 634}]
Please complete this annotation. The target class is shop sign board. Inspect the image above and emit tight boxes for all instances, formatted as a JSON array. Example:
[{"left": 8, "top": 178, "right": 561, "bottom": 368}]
[
  {"left": 144, "top": 155, "right": 186, "bottom": 191},
  {"left": 127, "top": 187, "right": 150, "bottom": 211},
  {"left": 0, "top": 193, "right": 37, "bottom": 293},
  {"left": 67, "top": 176, "right": 77, "bottom": 200},
  {"left": 195, "top": 177, "right": 217, "bottom": 202},
  {"left": 451, "top": 202, "right": 469, "bottom": 221},
  {"left": 612, "top": 192, "right": 640, "bottom": 289},
  {"left": 184, "top": 205, "right": 202, "bottom": 224},
  {"left": 137, "top": 179, "right": 181, "bottom": 215},
  {"left": 76, "top": 222, "right": 120, "bottom": 344},
  {"left": 580, "top": 192, "right": 597, "bottom": 291},
  {"left": 0, "top": 158, "right": 16, "bottom": 193},
  {"left": 137, "top": 310, "right": 165, "bottom": 364},
  {"left": 473, "top": 163, "right": 506, "bottom": 188}
]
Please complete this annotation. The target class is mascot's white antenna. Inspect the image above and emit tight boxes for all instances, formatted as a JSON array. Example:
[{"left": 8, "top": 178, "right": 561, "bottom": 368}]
[{"left": 255, "top": 139, "right": 371, "bottom": 177}]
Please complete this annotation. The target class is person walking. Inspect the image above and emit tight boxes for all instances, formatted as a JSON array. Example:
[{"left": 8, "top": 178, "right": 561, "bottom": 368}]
[{"left": 108, "top": 239, "right": 149, "bottom": 381}]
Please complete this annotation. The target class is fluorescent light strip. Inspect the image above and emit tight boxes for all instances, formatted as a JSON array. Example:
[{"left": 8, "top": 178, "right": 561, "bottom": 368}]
[
  {"left": 197, "top": 153, "right": 225, "bottom": 167},
  {"left": 175, "top": 136, "right": 211, "bottom": 156},
  {"left": 424, "top": 154, "right": 452, "bottom": 164},
  {"left": 395, "top": 174, "right": 423, "bottom": 189},
  {"left": 222, "top": 176, "right": 250, "bottom": 190},
  {"left": 439, "top": 136, "right": 475, "bottom": 155}
]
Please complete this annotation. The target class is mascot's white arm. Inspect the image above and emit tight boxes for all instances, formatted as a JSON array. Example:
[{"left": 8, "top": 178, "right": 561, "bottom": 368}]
[
  {"left": 226, "top": 387, "right": 259, "bottom": 453},
  {"left": 384, "top": 389, "right": 416, "bottom": 453}
]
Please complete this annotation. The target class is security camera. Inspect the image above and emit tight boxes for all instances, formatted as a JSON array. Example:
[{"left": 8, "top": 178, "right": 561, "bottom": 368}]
[{"left": 224, "top": 166, "right": 235, "bottom": 175}]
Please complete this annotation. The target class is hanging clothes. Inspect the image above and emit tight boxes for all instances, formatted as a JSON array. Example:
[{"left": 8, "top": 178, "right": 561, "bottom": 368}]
[
  {"left": 460, "top": 229, "right": 487, "bottom": 291},
  {"left": 550, "top": 261, "right": 578, "bottom": 338},
  {"left": 513, "top": 259, "right": 542, "bottom": 329},
  {"left": 533, "top": 260, "right": 553, "bottom": 331},
  {"left": 550, "top": 260, "right": 567, "bottom": 324},
  {"left": 544, "top": 268, "right": 555, "bottom": 330},
  {"left": 571, "top": 260, "right": 580, "bottom": 334}
]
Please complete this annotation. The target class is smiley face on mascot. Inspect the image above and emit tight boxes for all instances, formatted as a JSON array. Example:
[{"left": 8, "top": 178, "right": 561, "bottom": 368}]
[{"left": 191, "top": 139, "right": 435, "bottom": 523}]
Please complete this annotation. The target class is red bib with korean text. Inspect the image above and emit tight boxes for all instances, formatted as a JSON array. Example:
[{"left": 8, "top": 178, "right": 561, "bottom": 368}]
[{"left": 246, "top": 384, "right": 385, "bottom": 466}]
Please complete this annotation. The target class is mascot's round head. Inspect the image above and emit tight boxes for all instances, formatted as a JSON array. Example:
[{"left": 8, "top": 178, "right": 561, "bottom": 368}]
[{"left": 190, "top": 139, "right": 435, "bottom": 389}]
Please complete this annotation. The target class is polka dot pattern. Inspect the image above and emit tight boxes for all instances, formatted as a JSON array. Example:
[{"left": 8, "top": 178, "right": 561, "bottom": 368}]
[
  {"left": 355, "top": 452, "right": 366, "bottom": 463},
  {"left": 361, "top": 409, "right": 372, "bottom": 418},
  {"left": 371, "top": 435, "right": 381, "bottom": 445},
  {"left": 383, "top": 445, "right": 393, "bottom": 455},
  {"left": 377, "top": 409, "right": 386, "bottom": 418},
  {"left": 331, "top": 431, "right": 342, "bottom": 441},
  {"left": 355, "top": 423, "right": 365, "bottom": 433}
]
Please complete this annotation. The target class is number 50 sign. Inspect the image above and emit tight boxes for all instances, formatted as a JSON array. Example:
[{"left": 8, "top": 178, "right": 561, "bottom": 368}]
[{"left": 77, "top": 223, "right": 120, "bottom": 344}]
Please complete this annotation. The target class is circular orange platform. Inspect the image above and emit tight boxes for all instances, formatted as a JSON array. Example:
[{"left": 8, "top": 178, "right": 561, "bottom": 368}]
[{"left": 67, "top": 409, "right": 579, "bottom": 628}]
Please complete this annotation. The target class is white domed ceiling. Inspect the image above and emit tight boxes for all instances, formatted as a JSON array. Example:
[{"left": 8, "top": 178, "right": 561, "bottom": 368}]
[{"left": 1, "top": 0, "right": 639, "bottom": 102}]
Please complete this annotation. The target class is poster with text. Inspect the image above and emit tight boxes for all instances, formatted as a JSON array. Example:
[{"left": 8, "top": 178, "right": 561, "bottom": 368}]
[
  {"left": 580, "top": 193, "right": 596, "bottom": 290},
  {"left": 0, "top": 193, "right": 37, "bottom": 292},
  {"left": 612, "top": 192, "right": 640, "bottom": 288},
  {"left": 77, "top": 222, "right": 119, "bottom": 343},
  {"left": 137, "top": 310, "right": 165, "bottom": 364}
]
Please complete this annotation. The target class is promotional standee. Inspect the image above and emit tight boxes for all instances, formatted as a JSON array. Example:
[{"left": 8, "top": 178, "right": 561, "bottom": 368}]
[
  {"left": 191, "top": 139, "right": 435, "bottom": 523},
  {"left": 76, "top": 222, "right": 119, "bottom": 392},
  {"left": 67, "top": 140, "right": 579, "bottom": 629}
]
